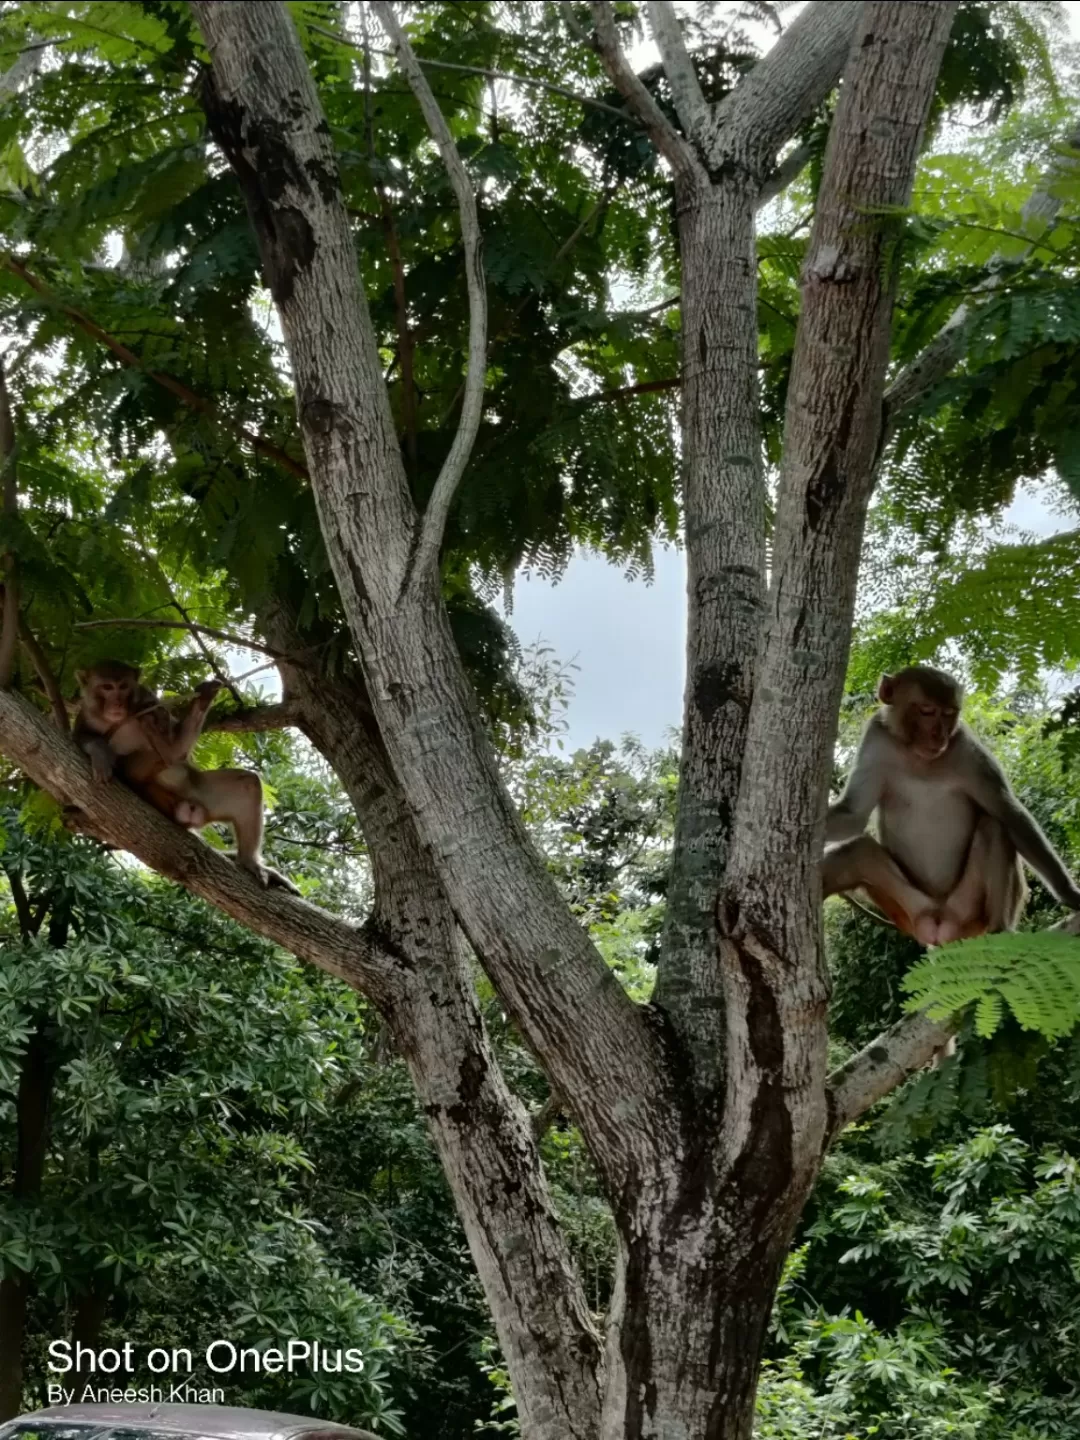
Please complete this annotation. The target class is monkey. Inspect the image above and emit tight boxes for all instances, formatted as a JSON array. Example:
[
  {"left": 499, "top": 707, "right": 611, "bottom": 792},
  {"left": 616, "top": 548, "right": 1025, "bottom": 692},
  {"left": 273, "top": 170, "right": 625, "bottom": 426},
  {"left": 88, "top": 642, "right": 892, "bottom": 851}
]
[
  {"left": 73, "top": 660, "right": 298, "bottom": 894},
  {"left": 823, "top": 665, "right": 1080, "bottom": 946}
]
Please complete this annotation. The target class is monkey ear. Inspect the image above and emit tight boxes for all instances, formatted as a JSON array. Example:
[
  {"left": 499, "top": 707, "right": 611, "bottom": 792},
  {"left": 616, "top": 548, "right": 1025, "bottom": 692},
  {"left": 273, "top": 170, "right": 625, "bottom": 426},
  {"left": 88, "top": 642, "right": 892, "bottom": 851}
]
[{"left": 877, "top": 674, "right": 895, "bottom": 704}]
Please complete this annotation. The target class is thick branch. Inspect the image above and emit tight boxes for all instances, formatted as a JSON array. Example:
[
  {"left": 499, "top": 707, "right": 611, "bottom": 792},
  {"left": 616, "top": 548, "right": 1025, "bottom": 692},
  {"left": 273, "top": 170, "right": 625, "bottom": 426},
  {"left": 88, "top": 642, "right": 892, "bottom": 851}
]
[
  {"left": 885, "top": 120, "right": 1080, "bottom": 421},
  {"left": 0, "top": 686, "right": 391, "bottom": 1001},
  {"left": 1, "top": 256, "right": 310, "bottom": 481},
  {"left": 371, "top": 2, "right": 487, "bottom": 584},
  {"left": 730, "top": 2, "right": 957, "bottom": 908},
  {"left": 589, "top": 2, "right": 701, "bottom": 180},
  {"left": 646, "top": 2, "right": 710, "bottom": 144},
  {"left": 826, "top": 1010, "right": 953, "bottom": 1141},
  {"left": 705, "top": 0, "right": 862, "bottom": 175}
]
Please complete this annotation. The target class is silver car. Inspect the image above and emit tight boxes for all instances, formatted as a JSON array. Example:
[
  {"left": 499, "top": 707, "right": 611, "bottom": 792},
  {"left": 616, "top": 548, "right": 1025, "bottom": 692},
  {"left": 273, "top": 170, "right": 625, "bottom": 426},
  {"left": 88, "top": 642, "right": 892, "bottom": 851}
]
[{"left": 0, "top": 1407, "right": 380, "bottom": 1440}]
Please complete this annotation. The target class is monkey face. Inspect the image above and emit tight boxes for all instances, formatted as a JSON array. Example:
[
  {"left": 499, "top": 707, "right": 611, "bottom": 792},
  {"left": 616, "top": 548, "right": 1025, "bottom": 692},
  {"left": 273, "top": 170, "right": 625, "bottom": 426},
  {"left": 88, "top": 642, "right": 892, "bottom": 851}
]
[
  {"left": 78, "top": 662, "right": 141, "bottom": 726},
  {"left": 904, "top": 697, "right": 958, "bottom": 760}
]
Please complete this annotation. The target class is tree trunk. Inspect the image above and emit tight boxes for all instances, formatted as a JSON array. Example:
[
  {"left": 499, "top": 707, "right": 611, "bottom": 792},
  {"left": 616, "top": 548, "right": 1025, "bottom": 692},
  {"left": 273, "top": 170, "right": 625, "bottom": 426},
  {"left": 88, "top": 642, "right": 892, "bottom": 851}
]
[
  {"left": 178, "top": 4, "right": 954, "bottom": 1437},
  {"left": 0, "top": 1027, "right": 56, "bottom": 1420},
  {"left": 267, "top": 611, "right": 604, "bottom": 1439}
]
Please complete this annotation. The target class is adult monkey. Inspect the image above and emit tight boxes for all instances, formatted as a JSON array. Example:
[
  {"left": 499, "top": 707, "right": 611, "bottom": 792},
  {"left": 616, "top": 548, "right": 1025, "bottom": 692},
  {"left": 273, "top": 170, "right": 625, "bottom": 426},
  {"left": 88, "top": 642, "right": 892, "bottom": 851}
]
[
  {"left": 73, "top": 659, "right": 297, "bottom": 892},
  {"left": 823, "top": 665, "right": 1080, "bottom": 945}
]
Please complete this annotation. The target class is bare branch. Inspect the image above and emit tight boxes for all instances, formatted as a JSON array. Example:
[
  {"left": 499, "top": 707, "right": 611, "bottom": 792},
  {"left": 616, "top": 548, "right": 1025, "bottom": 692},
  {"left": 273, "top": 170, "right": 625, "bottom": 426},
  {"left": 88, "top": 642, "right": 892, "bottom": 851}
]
[
  {"left": 0, "top": 45, "right": 43, "bottom": 103},
  {"left": 371, "top": 1, "right": 487, "bottom": 585},
  {"left": 826, "top": 1010, "right": 954, "bottom": 1141},
  {"left": 589, "top": 2, "right": 701, "bottom": 181},
  {"left": 886, "top": 119, "right": 1080, "bottom": 421},
  {"left": 17, "top": 616, "right": 69, "bottom": 733},
  {"left": 727, "top": 3, "right": 957, "bottom": 912},
  {"left": 706, "top": 0, "right": 862, "bottom": 175},
  {"left": 758, "top": 140, "right": 815, "bottom": 208},
  {"left": 0, "top": 356, "right": 18, "bottom": 689},
  {"left": 206, "top": 701, "right": 304, "bottom": 734},
  {"left": 73, "top": 617, "right": 309, "bottom": 665},
  {"left": 1, "top": 255, "right": 310, "bottom": 481},
  {"left": 827, "top": 912, "right": 1080, "bottom": 1139},
  {"left": 646, "top": 2, "right": 710, "bottom": 144}
]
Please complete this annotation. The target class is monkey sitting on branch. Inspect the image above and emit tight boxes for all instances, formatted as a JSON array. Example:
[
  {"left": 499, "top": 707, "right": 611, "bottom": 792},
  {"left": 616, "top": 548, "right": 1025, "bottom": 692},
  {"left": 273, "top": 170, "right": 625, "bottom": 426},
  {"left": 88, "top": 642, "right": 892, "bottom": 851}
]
[
  {"left": 823, "top": 665, "right": 1080, "bottom": 946},
  {"left": 73, "top": 659, "right": 298, "bottom": 893}
]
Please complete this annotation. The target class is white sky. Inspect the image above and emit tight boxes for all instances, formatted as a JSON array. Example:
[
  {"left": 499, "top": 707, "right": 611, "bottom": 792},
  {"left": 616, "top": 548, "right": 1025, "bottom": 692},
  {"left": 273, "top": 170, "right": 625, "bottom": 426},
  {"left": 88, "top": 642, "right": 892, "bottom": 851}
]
[{"left": 504, "top": 3, "right": 1080, "bottom": 752}]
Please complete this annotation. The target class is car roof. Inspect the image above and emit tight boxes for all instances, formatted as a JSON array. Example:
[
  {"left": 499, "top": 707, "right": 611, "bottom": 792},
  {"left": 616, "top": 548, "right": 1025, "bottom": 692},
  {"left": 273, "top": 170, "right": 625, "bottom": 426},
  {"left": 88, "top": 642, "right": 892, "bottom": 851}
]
[{"left": 4, "top": 1407, "right": 370, "bottom": 1440}]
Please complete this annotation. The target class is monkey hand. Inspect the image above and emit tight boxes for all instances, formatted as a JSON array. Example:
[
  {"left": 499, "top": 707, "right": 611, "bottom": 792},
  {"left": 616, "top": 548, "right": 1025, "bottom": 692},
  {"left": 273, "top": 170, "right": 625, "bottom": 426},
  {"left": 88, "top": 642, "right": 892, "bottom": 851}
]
[
  {"left": 195, "top": 680, "right": 224, "bottom": 702},
  {"left": 90, "top": 748, "right": 115, "bottom": 783},
  {"left": 1059, "top": 883, "right": 1080, "bottom": 912}
]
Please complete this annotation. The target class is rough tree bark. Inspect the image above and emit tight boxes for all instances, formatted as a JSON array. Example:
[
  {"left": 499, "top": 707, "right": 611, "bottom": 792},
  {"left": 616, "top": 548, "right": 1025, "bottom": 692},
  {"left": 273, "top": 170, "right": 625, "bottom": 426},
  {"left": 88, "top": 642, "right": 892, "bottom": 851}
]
[
  {"left": 182, "top": 4, "right": 954, "bottom": 1438},
  {"left": 264, "top": 602, "right": 604, "bottom": 1438}
]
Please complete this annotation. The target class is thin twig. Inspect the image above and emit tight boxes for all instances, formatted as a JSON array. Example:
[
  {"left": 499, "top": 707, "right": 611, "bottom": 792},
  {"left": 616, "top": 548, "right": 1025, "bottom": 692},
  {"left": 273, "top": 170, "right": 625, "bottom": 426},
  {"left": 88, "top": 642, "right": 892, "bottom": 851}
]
[
  {"left": 168, "top": 592, "right": 244, "bottom": 706},
  {"left": 72, "top": 617, "right": 308, "bottom": 665},
  {"left": 0, "top": 356, "right": 18, "bottom": 689},
  {"left": 308, "top": 21, "right": 639, "bottom": 123},
  {"left": 372, "top": 2, "right": 487, "bottom": 586},
  {"left": 16, "top": 613, "right": 69, "bottom": 733}
]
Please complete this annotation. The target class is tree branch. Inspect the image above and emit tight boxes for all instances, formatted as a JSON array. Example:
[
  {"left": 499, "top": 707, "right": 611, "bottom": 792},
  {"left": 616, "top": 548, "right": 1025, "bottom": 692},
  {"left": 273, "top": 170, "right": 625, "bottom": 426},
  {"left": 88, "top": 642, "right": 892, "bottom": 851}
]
[
  {"left": 885, "top": 119, "right": 1080, "bottom": 421},
  {"left": 705, "top": 0, "right": 862, "bottom": 175},
  {"left": 0, "top": 45, "right": 43, "bottom": 103},
  {"left": 205, "top": 701, "right": 304, "bottom": 734},
  {"left": 308, "top": 20, "right": 637, "bottom": 124},
  {"left": 1, "top": 255, "right": 310, "bottom": 481},
  {"left": 588, "top": 2, "right": 701, "bottom": 181},
  {"left": 826, "top": 912, "right": 1080, "bottom": 1139},
  {"left": 0, "top": 355, "right": 18, "bottom": 689},
  {"left": 73, "top": 616, "right": 310, "bottom": 665},
  {"left": 646, "top": 2, "right": 710, "bottom": 144},
  {"left": 0, "top": 685, "right": 395, "bottom": 1002},
  {"left": 371, "top": 2, "right": 487, "bottom": 586},
  {"left": 727, "top": 0, "right": 957, "bottom": 939},
  {"left": 17, "top": 616, "right": 69, "bottom": 733},
  {"left": 758, "top": 140, "right": 815, "bottom": 208}
]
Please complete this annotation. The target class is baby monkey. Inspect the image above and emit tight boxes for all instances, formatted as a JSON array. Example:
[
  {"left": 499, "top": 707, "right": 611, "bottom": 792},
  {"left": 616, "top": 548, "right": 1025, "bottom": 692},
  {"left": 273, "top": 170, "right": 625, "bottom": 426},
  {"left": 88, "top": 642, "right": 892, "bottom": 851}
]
[
  {"left": 74, "top": 659, "right": 297, "bottom": 893},
  {"left": 823, "top": 665, "right": 1080, "bottom": 945}
]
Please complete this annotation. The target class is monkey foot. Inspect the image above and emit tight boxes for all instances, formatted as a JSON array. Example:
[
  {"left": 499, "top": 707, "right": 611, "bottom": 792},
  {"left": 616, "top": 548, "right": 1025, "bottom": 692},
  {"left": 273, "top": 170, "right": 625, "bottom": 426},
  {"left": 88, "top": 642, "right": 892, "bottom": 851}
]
[{"left": 913, "top": 908, "right": 964, "bottom": 947}]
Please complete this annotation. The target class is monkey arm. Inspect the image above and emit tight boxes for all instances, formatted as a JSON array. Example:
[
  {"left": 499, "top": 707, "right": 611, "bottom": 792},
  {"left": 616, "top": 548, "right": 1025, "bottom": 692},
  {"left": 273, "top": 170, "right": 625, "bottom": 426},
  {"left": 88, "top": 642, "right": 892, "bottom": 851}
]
[
  {"left": 169, "top": 680, "right": 223, "bottom": 759},
  {"left": 824, "top": 728, "right": 884, "bottom": 843},
  {"left": 966, "top": 744, "right": 1080, "bottom": 909},
  {"left": 76, "top": 731, "right": 116, "bottom": 783}
]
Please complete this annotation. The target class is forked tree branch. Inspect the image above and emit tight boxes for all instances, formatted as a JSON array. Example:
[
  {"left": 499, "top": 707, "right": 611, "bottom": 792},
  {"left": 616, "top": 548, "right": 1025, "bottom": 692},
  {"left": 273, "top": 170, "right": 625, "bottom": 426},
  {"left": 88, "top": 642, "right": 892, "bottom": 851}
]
[
  {"left": 589, "top": 1, "right": 702, "bottom": 181},
  {"left": 705, "top": 0, "right": 862, "bottom": 174},
  {"left": 371, "top": 1, "right": 487, "bottom": 585},
  {"left": 646, "top": 1, "right": 710, "bottom": 144}
]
